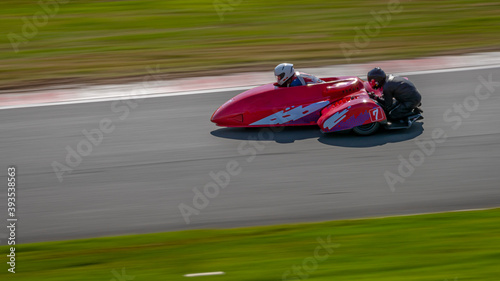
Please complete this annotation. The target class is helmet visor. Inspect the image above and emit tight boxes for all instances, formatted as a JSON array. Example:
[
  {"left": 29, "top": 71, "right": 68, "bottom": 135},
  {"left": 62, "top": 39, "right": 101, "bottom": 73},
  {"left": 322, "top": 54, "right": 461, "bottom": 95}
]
[
  {"left": 369, "top": 79, "right": 380, "bottom": 89},
  {"left": 276, "top": 73, "right": 285, "bottom": 82}
]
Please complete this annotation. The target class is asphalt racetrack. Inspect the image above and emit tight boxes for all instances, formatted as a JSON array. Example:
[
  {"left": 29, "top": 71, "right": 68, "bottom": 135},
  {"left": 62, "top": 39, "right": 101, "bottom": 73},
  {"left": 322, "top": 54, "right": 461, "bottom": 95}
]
[{"left": 1, "top": 67, "right": 500, "bottom": 244}]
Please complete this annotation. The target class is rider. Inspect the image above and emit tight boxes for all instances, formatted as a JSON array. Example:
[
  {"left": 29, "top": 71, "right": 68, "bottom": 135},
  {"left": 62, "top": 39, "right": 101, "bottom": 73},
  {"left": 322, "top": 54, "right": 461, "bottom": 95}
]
[
  {"left": 367, "top": 67, "right": 422, "bottom": 121},
  {"left": 274, "top": 63, "right": 324, "bottom": 87}
]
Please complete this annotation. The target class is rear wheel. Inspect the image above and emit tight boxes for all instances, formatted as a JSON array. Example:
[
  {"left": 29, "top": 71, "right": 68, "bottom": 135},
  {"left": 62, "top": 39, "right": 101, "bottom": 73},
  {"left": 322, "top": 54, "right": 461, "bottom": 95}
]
[{"left": 352, "top": 122, "right": 380, "bottom": 136}]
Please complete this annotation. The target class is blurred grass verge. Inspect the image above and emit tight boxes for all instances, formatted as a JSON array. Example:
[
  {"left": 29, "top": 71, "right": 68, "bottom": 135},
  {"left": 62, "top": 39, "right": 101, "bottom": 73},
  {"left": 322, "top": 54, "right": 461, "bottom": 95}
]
[
  {"left": 1, "top": 0, "right": 500, "bottom": 90},
  {"left": 1, "top": 208, "right": 499, "bottom": 280}
]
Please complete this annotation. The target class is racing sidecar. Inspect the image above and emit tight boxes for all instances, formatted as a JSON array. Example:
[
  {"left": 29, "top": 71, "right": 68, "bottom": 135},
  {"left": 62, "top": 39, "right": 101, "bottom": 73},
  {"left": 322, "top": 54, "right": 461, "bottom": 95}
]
[{"left": 210, "top": 76, "right": 422, "bottom": 135}]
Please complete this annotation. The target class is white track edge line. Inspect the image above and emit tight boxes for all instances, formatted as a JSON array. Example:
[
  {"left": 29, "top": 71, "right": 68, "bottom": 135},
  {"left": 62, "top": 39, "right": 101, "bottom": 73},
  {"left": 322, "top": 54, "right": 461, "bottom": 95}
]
[
  {"left": 344, "top": 206, "right": 500, "bottom": 222},
  {"left": 184, "top": 271, "right": 225, "bottom": 277},
  {"left": 2, "top": 64, "right": 500, "bottom": 111}
]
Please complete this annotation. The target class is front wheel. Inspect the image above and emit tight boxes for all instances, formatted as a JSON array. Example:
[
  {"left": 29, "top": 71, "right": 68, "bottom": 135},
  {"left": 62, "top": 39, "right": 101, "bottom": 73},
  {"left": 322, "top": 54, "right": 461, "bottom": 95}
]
[{"left": 352, "top": 122, "right": 380, "bottom": 136}]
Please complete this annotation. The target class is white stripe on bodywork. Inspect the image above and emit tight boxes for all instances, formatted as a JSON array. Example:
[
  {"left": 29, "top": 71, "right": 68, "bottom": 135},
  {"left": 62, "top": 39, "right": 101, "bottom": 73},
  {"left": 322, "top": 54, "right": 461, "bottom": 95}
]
[
  {"left": 250, "top": 100, "right": 329, "bottom": 126},
  {"left": 323, "top": 108, "right": 350, "bottom": 130}
]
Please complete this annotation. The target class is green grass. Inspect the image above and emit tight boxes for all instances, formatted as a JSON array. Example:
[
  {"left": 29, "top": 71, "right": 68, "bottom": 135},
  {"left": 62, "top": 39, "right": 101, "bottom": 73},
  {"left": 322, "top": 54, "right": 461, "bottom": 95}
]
[
  {"left": 2, "top": 209, "right": 500, "bottom": 280},
  {"left": 1, "top": 0, "right": 500, "bottom": 89}
]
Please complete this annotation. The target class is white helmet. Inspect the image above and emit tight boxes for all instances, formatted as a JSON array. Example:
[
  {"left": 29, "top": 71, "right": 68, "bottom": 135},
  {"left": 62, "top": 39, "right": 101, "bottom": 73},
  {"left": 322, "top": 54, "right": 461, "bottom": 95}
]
[{"left": 274, "top": 63, "right": 295, "bottom": 86}]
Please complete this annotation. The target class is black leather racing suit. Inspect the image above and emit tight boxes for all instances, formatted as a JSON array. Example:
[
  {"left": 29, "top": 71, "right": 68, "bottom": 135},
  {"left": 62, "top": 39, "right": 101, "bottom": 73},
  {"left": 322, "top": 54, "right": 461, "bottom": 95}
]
[{"left": 375, "top": 75, "right": 422, "bottom": 120}]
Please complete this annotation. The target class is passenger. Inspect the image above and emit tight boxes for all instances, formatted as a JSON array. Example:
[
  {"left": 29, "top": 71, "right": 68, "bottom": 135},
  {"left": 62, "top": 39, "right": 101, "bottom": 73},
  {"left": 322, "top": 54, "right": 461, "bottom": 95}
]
[{"left": 274, "top": 63, "right": 324, "bottom": 87}]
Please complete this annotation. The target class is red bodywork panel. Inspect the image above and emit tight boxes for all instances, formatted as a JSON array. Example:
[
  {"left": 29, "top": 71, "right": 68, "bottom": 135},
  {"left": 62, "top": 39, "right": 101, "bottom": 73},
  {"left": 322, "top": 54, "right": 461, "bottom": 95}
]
[{"left": 211, "top": 76, "right": 386, "bottom": 133}]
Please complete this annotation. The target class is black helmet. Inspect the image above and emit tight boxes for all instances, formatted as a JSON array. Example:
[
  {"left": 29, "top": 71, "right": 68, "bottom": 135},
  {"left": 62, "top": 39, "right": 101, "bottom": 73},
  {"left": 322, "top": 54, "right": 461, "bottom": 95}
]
[{"left": 367, "top": 67, "right": 386, "bottom": 89}]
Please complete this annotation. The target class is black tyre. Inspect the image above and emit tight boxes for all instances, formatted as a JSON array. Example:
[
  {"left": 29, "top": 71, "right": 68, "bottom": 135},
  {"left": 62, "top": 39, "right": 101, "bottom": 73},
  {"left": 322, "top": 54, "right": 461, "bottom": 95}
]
[{"left": 352, "top": 122, "right": 380, "bottom": 136}]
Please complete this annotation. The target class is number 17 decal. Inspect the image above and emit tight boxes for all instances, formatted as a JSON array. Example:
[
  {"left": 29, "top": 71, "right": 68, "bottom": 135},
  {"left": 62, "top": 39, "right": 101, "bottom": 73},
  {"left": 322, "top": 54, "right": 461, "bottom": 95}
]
[{"left": 369, "top": 108, "right": 384, "bottom": 122}]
